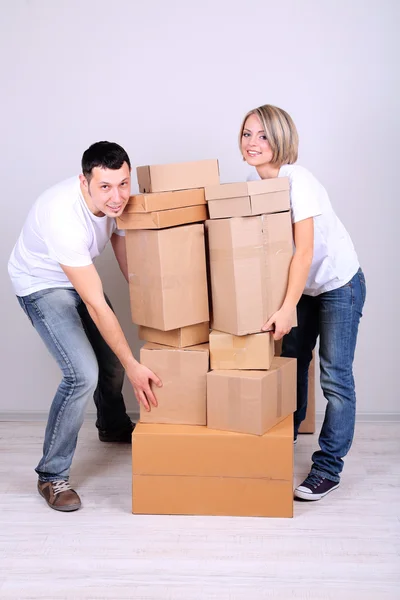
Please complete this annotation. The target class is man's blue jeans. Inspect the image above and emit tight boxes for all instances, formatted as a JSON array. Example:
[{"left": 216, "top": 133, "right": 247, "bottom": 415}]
[
  {"left": 17, "top": 287, "right": 132, "bottom": 482},
  {"left": 282, "top": 268, "right": 366, "bottom": 482}
]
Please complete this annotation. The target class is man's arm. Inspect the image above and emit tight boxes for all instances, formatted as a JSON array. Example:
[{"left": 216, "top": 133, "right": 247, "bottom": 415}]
[
  {"left": 61, "top": 262, "right": 161, "bottom": 410},
  {"left": 111, "top": 233, "right": 129, "bottom": 282}
]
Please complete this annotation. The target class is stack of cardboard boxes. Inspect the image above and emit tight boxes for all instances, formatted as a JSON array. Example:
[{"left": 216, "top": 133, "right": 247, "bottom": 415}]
[{"left": 119, "top": 160, "right": 314, "bottom": 519}]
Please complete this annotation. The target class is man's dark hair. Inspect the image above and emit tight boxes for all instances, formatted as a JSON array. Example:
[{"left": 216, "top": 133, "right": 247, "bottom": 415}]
[{"left": 81, "top": 141, "right": 131, "bottom": 181}]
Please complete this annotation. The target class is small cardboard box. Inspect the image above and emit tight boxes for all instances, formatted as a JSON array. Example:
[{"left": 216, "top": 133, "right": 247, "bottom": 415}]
[
  {"left": 139, "top": 343, "right": 209, "bottom": 425},
  {"left": 137, "top": 159, "right": 219, "bottom": 193},
  {"left": 209, "top": 330, "right": 274, "bottom": 370},
  {"left": 117, "top": 204, "right": 207, "bottom": 229},
  {"left": 138, "top": 322, "right": 209, "bottom": 348},
  {"left": 125, "top": 188, "right": 205, "bottom": 213},
  {"left": 205, "top": 178, "right": 290, "bottom": 219},
  {"left": 132, "top": 415, "right": 294, "bottom": 517},
  {"left": 126, "top": 223, "right": 209, "bottom": 330},
  {"left": 206, "top": 213, "right": 293, "bottom": 335},
  {"left": 207, "top": 356, "right": 296, "bottom": 436}
]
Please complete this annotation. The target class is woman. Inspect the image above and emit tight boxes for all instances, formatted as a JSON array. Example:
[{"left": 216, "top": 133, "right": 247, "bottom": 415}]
[{"left": 239, "top": 104, "right": 366, "bottom": 501}]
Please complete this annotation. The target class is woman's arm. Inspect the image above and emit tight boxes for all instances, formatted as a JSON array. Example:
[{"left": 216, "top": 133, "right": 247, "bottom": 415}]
[{"left": 262, "top": 217, "right": 314, "bottom": 340}]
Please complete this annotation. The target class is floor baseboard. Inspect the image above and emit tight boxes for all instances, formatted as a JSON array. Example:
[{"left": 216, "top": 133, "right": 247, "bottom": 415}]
[{"left": 0, "top": 411, "right": 399, "bottom": 422}]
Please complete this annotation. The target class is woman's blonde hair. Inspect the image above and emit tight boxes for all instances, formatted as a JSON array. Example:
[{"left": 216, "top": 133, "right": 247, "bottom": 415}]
[{"left": 239, "top": 104, "right": 299, "bottom": 165}]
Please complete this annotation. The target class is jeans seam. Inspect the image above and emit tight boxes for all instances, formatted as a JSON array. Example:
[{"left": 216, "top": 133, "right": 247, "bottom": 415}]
[{"left": 31, "top": 299, "right": 78, "bottom": 472}]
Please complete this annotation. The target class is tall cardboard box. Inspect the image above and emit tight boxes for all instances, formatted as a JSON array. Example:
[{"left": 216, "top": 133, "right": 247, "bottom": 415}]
[
  {"left": 209, "top": 330, "right": 274, "bottom": 370},
  {"left": 205, "top": 177, "right": 290, "bottom": 219},
  {"left": 132, "top": 416, "right": 294, "bottom": 517},
  {"left": 137, "top": 159, "right": 219, "bottom": 193},
  {"left": 139, "top": 343, "right": 209, "bottom": 425},
  {"left": 207, "top": 356, "right": 297, "bottom": 436},
  {"left": 126, "top": 223, "right": 209, "bottom": 330},
  {"left": 206, "top": 213, "right": 293, "bottom": 335},
  {"left": 275, "top": 340, "right": 316, "bottom": 434},
  {"left": 138, "top": 322, "right": 209, "bottom": 348}
]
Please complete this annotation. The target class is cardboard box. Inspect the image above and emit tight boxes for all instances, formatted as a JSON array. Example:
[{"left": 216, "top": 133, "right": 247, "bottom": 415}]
[
  {"left": 125, "top": 188, "right": 206, "bottom": 213},
  {"left": 132, "top": 415, "right": 294, "bottom": 517},
  {"left": 139, "top": 342, "right": 209, "bottom": 425},
  {"left": 138, "top": 322, "right": 209, "bottom": 348},
  {"left": 205, "top": 178, "right": 290, "bottom": 219},
  {"left": 126, "top": 223, "right": 209, "bottom": 330},
  {"left": 117, "top": 205, "right": 207, "bottom": 230},
  {"left": 137, "top": 159, "right": 219, "bottom": 193},
  {"left": 209, "top": 330, "right": 274, "bottom": 370},
  {"left": 207, "top": 213, "right": 293, "bottom": 335},
  {"left": 207, "top": 356, "right": 296, "bottom": 436},
  {"left": 274, "top": 341, "right": 316, "bottom": 434}
]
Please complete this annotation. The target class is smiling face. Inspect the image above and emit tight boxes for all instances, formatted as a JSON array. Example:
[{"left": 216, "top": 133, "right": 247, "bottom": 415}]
[
  {"left": 79, "top": 163, "right": 131, "bottom": 217},
  {"left": 241, "top": 112, "right": 274, "bottom": 168}
]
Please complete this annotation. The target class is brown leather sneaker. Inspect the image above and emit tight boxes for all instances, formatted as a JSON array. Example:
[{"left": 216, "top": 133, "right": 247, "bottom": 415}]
[{"left": 37, "top": 479, "right": 81, "bottom": 512}]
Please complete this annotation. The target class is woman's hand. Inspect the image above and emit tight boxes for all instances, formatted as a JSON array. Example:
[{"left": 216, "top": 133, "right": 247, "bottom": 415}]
[{"left": 262, "top": 306, "right": 295, "bottom": 341}]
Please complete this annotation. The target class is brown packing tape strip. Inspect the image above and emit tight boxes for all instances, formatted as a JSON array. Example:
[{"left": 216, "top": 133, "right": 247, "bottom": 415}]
[
  {"left": 213, "top": 348, "right": 247, "bottom": 369},
  {"left": 228, "top": 377, "right": 243, "bottom": 429},
  {"left": 276, "top": 367, "right": 282, "bottom": 419}
]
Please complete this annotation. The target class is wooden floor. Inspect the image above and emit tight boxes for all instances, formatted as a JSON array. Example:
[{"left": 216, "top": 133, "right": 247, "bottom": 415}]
[{"left": 0, "top": 421, "right": 399, "bottom": 600}]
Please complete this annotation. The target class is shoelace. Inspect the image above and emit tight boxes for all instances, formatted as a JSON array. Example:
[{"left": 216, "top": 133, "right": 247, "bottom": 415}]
[
  {"left": 304, "top": 473, "right": 324, "bottom": 489},
  {"left": 52, "top": 480, "right": 72, "bottom": 495}
]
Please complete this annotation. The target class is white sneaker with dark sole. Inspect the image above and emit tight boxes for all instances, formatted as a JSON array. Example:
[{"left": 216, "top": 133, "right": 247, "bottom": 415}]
[{"left": 294, "top": 473, "right": 340, "bottom": 501}]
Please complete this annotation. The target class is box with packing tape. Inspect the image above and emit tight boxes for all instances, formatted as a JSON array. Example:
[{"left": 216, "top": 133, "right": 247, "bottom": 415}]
[
  {"left": 206, "top": 213, "right": 295, "bottom": 335},
  {"left": 138, "top": 322, "right": 209, "bottom": 348},
  {"left": 209, "top": 330, "right": 274, "bottom": 370},
  {"left": 207, "top": 356, "right": 296, "bottom": 436},
  {"left": 205, "top": 177, "right": 290, "bottom": 219},
  {"left": 137, "top": 159, "right": 219, "bottom": 193},
  {"left": 132, "top": 415, "right": 294, "bottom": 517},
  {"left": 126, "top": 223, "right": 209, "bottom": 330},
  {"left": 124, "top": 188, "right": 206, "bottom": 213},
  {"left": 117, "top": 204, "right": 207, "bottom": 230},
  {"left": 139, "top": 342, "right": 209, "bottom": 425}
]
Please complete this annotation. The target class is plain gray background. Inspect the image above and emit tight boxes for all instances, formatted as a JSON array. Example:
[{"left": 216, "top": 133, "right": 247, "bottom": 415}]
[{"left": 1, "top": 0, "right": 398, "bottom": 420}]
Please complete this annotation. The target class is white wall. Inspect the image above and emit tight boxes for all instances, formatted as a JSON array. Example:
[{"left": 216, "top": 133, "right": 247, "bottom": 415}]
[{"left": 1, "top": 0, "right": 398, "bottom": 419}]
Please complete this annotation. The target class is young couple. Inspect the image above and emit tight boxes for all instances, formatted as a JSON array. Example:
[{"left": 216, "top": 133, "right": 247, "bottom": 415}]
[{"left": 8, "top": 105, "right": 365, "bottom": 511}]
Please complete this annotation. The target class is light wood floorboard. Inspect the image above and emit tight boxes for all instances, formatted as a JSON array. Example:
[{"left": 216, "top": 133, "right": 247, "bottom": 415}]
[{"left": 0, "top": 421, "right": 399, "bottom": 599}]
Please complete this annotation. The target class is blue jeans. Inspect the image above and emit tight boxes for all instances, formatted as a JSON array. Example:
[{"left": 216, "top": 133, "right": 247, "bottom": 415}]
[
  {"left": 282, "top": 268, "right": 366, "bottom": 482},
  {"left": 17, "top": 287, "right": 131, "bottom": 482}
]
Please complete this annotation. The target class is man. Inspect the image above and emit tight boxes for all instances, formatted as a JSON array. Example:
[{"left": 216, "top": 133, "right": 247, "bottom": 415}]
[{"left": 8, "top": 141, "right": 161, "bottom": 512}]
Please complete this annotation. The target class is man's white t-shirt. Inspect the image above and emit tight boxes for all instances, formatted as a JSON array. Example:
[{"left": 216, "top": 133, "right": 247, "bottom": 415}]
[
  {"left": 8, "top": 176, "right": 124, "bottom": 297},
  {"left": 248, "top": 164, "right": 359, "bottom": 296}
]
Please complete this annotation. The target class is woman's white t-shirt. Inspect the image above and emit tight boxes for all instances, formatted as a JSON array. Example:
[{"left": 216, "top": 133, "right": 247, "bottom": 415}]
[
  {"left": 248, "top": 164, "right": 359, "bottom": 296},
  {"left": 8, "top": 176, "right": 124, "bottom": 297}
]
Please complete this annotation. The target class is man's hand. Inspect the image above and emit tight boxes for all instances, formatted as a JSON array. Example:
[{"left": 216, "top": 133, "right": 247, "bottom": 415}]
[
  {"left": 126, "top": 362, "right": 162, "bottom": 412},
  {"left": 262, "top": 306, "right": 295, "bottom": 341}
]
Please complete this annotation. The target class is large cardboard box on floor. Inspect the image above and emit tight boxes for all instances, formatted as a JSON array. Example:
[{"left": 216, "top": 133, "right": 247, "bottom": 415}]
[
  {"left": 126, "top": 223, "right": 209, "bottom": 330},
  {"left": 206, "top": 213, "right": 293, "bottom": 335},
  {"left": 139, "top": 342, "right": 209, "bottom": 425},
  {"left": 125, "top": 189, "right": 206, "bottom": 213},
  {"left": 274, "top": 340, "right": 316, "bottom": 434},
  {"left": 132, "top": 415, "right": 294, "bottom": 517},
  {"left": 209, "top": 330, "right": 274, "bottom": 370},
  {"left": 138, "top": 322, "right": 209, "bottom": 348},
  {"left": 137, "top": 159, "right": 219, "bottom": 193},
  {"left": 117, "top": 204, "right": 207, "bottom": 230},
  {"left": 207, "top": 356, "right": 296, "bottom": 436},
  {"left": 205, "top": 177, "right": 290, "bottom": 219}
]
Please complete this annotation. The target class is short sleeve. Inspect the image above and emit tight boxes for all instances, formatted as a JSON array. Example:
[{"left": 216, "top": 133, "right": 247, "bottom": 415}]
[
  {"left": 288, "top": 167, "right": 322, "bottom": 223},
  {"left": 41, "top": 211, "right": 93, "bottom": 267}
]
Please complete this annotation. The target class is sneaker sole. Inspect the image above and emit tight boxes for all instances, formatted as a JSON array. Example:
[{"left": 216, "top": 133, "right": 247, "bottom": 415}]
[
  {"left": 38, "top": 487, "right": 81, "bottom": 512},
  {"left": 294, "top": 482, "right": 340, "bottom": 501}
]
